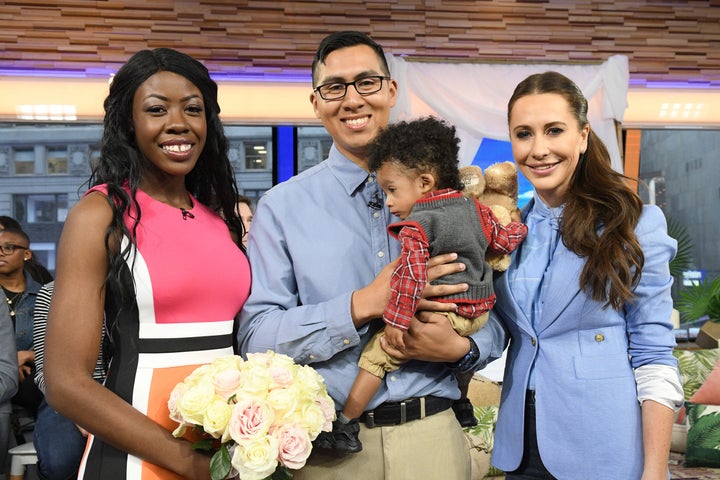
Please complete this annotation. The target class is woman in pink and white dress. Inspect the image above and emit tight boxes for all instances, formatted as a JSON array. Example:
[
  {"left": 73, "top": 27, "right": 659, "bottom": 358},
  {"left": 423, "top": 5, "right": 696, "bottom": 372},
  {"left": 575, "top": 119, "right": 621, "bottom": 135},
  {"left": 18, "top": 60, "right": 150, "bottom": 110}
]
[{"left": 45, "top": 48, "right": 250, "bottom": 480}]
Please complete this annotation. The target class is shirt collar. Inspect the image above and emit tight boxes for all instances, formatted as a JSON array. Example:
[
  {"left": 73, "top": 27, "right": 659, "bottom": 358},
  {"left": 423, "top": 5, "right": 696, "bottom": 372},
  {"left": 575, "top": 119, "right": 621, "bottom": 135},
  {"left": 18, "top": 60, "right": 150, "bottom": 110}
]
[
  {"left": 423, "top": 188, "right": 458, "bottom": 200},
  {"left": 528, "top": 190, "right": 564, "bottom": 228},
  {"left": 326, "top": 144, "right": 373, "bottom": 196}
]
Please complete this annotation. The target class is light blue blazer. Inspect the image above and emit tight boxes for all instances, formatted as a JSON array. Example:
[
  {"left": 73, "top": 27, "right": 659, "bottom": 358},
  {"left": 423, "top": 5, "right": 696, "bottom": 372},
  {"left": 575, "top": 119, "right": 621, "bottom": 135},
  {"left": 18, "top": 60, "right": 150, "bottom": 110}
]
[{"left": 491, "top": 203, "right": 678, "bottom": 479}]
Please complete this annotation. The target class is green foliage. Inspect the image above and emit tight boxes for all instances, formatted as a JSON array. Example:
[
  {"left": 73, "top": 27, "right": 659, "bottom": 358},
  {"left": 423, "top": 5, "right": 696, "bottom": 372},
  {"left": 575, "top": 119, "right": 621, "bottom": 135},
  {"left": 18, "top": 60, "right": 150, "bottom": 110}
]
[
  {"left": 269, "top": 467, "right": 293, "bottom": 480},
  {"left": 674, "top": 349, "right": 720, "bottom": 400},
  {"left": 465, "top": 405, "right": 498, "bottom": 454},
  {"left": 666, "top": 216, "right": 695, "bottom": 277},
  {"left": 210, "top": 445, "right": 232, "bottom": 480},
  {"left": 191, "top": 438, "right": 215, "bottom": 452},
  {"left": 687, "top": 406, "right": 720, "bottom": 448},
  {"left": 677, "top": 276, "right": 720, "bottom": 322},
  {"left": 685, "top": 403, "right": 720, "bottom": 468}
]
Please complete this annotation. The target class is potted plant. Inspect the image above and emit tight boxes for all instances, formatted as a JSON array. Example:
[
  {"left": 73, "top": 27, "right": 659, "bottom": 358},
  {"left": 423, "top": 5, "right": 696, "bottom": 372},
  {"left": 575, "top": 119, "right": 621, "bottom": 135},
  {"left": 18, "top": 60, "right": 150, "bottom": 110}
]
[{"left": 677, "top": 276, "right": 720, "bottom": 349}]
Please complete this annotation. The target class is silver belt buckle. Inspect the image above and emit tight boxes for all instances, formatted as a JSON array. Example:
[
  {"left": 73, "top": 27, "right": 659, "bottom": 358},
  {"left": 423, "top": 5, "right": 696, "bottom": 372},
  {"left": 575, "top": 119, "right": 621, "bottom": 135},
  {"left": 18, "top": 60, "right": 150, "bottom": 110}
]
[
  {"left": 399, "top": 401, "right": 407, "bottom": 424},
  {"left": 365, "top": 411, "right": 375, "bottom": 428}
]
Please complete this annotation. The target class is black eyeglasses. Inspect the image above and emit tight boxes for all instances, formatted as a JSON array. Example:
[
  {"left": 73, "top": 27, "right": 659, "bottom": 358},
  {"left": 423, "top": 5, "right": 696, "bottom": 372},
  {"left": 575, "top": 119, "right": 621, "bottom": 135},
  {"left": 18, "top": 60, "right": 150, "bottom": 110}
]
[
  {"left": 0, "top": 244, "right": 28, "bottom": 255},
  {"left": 314, "top": 76, "right": 390, "bottom": 101}
]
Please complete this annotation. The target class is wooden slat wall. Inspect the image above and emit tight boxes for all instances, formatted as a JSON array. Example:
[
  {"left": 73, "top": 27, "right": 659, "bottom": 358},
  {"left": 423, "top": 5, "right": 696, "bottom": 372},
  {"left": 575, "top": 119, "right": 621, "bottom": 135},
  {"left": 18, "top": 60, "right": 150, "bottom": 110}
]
[{"left": 1, "top": 0, "right": 719, "bottom": 85}]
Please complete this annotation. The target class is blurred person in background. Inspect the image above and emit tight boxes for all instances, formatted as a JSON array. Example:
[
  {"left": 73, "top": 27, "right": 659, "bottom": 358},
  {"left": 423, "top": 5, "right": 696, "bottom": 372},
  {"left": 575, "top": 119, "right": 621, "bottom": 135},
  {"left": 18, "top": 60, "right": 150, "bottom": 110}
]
[
  {"left": 0, "top": 228, "right": 43, "bottom": 419},
  {"left": 235, "top": 195, "right": 254, "bottom": 250}
]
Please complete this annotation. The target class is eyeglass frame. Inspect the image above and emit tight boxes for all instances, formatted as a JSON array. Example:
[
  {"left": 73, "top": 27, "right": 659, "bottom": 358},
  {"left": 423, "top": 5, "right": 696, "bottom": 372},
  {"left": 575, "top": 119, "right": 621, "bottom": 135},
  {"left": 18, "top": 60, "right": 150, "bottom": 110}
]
[
  {"left": 313, "top": 75, "right": 391, "bottom": 101},
  {"left": 0, "top": 244, "right": 28, "bottom": 255}
]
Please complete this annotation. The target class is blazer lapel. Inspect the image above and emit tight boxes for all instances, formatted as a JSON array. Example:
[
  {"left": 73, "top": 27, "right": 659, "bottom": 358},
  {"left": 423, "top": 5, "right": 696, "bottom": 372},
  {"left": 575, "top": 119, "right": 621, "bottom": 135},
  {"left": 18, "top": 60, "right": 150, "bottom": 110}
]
[
  {"left": 494, "top": 250, "right": 536, "bottom": 339},
  {"left": 535, "top": 243, "right": 585, "bottom": 333}
]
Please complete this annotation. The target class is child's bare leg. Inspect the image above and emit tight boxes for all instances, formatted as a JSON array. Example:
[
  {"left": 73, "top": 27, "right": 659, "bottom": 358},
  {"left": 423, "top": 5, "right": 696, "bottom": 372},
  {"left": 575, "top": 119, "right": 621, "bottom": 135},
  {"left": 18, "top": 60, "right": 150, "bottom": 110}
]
[{"left": 343, "top": 368, "right": 383, "bottom": 420}]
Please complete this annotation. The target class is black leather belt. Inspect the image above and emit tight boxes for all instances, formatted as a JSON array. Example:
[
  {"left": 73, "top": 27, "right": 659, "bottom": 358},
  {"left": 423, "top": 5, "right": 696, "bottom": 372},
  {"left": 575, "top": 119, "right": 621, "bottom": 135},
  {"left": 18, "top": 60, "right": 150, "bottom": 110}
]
[{"left": 360, "top": 395, "right": 453, "bottom": 428}]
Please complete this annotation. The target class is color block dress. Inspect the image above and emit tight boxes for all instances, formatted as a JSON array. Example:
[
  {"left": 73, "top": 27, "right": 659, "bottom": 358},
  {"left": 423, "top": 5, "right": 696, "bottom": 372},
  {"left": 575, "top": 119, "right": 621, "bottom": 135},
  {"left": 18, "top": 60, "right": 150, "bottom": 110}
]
[{"left": 78, "top": 186, "right": 251, "bottom": 480}]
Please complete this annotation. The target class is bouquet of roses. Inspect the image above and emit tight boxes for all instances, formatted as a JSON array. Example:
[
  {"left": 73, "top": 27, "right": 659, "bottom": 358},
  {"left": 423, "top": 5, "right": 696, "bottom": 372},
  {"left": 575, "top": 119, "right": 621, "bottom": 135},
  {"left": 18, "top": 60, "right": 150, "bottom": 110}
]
[{"left": 169, "top": 351, "right": 335, "bottom": 480}]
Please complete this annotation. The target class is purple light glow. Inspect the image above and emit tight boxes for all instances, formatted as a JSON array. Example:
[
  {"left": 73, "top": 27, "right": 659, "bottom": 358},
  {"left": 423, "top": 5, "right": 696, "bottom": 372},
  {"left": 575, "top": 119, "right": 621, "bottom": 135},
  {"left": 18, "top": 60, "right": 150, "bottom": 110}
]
[
  {"left": 0, "top": 68, "right": 312, "bottom": 83},
  {"left": 628, "top": 79, "right": 720, "bottom": 89}
]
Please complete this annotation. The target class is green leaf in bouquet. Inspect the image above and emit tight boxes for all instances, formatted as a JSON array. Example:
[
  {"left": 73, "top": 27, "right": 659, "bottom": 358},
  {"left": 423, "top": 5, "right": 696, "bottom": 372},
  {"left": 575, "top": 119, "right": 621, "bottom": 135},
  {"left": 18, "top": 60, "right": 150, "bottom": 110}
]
[
  {"left": 268, "top": 466, "right": 293, "bottom": 480},
  {"left": 210, "top": 444, "right": 232, "bottom": 480},
  {"left": 191, "top": 438, "right": 215, "bottom": 452}
]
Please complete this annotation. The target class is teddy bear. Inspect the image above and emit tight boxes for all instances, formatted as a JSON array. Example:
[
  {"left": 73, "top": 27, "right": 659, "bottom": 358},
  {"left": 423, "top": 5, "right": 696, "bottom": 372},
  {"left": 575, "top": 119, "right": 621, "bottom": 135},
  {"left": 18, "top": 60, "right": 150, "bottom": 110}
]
[{"left": 459, "top": 161, "right": 521, "bottom": 272}]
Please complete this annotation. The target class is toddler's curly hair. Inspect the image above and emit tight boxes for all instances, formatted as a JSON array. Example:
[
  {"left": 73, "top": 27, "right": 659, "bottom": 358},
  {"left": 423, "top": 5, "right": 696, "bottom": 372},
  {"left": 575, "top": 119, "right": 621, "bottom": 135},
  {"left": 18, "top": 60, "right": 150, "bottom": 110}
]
[{"left": 367, "top": 116, "right": 463, "bottom": 191}]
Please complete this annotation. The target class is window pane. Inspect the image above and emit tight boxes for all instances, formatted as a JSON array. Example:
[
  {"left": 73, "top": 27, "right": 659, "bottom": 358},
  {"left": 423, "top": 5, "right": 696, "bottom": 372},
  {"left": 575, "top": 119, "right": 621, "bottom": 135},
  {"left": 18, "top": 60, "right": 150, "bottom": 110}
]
[
  {"left": 29, "top": 242, "right": 56, "bottom": 274},
  {"left": 13, "top": 148, "right": 34, "bottom": 174},
  {"left": 23, "top": 194, "right": 69, "bottom": 223},
  {"left": 13, "top": 195, "right": 27, "bottom": 223},
  {"left": 297, "top": 126, "right": 333, "bottom": 173},
  {"left": 56, "top": 194, "right": 69, "bottom": 222},
  {"left": 244, "top": 140, "right": 268, "bottom": 170},
  {"left": 47, "top": 147, "right": 68, "bottom": 174}
]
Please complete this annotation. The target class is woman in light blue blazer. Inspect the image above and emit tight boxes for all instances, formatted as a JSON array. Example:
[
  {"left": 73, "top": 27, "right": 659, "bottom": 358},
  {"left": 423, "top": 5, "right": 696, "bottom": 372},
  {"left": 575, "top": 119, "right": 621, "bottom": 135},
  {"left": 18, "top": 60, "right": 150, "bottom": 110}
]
[{"left": 490, "top": 71, "right": 683, "bottom": 480}]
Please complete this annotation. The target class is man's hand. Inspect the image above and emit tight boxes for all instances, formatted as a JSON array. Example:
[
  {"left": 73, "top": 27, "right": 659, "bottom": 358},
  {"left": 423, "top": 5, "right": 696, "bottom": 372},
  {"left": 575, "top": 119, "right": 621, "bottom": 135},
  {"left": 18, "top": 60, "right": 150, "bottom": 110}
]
[
  {"left": 351, "top": 259, "right": 398, "bottom": 327},
  {"left": 380, "top": 311, "right": 470, "bottom": 363},
  {"left": 418, "top": 253, "right": 468, "bottom": 312}
]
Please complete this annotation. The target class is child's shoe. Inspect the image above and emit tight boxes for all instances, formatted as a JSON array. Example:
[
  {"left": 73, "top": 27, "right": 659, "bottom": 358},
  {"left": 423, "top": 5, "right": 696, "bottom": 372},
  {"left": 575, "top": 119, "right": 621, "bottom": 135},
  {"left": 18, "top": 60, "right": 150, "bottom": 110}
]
[
  {"left": 314, "top": 418, "right": 362, "bottom": 453},
  {"left": 332, "top": 418, "right": 362, "bottom": 453}
]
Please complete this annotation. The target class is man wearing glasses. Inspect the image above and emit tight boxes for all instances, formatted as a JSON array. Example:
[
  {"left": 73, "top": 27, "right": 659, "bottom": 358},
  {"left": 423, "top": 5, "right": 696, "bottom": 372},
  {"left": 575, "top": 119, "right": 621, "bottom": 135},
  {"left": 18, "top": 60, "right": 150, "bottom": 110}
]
[{"left": 238, "top": 31, "right": 506, "bottom": 479}]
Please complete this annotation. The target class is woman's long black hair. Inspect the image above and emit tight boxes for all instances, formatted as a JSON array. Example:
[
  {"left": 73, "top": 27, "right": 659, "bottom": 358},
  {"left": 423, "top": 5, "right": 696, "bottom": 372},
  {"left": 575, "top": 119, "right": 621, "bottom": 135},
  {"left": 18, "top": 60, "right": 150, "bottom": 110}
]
[{"left": 91, "top": 48, "right": 243, "bottom": 300}]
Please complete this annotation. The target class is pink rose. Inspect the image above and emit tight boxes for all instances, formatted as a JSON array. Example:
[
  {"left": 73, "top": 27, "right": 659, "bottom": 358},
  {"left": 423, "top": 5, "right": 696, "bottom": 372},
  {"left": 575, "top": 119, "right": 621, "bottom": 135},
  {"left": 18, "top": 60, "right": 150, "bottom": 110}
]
[
  {"left": 214, "top": 369, "right": 242, "bottom": 399},
  {"left": 269, "top": 366, "right": 293, "bottom": 389},
  {"left": 316, "top": 395, "right": 335, "bottom": 432},
  {"left": 229, "top": 399, "right": 274, "bottom": 443},
  {"left": 167, "top": 384, "right": 186, "bottom": 423},
  {"left": 276, "top": 423, "right": 312, "bottom": 470}
]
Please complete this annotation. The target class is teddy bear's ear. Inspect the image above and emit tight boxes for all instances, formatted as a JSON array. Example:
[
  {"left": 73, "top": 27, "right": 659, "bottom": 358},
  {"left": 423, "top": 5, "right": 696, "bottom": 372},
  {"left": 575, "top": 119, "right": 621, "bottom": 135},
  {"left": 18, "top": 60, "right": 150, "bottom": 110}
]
[{"left": 459, "top": 165, "right": 485, "bottom": 198}]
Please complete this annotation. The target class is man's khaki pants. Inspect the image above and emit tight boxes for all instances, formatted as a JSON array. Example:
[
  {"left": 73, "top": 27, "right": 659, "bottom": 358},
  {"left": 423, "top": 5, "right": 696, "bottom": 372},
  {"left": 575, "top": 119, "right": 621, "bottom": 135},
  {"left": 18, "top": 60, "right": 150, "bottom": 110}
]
[{"left": 295, "top": 409, "right": 471, "bottom": 480}]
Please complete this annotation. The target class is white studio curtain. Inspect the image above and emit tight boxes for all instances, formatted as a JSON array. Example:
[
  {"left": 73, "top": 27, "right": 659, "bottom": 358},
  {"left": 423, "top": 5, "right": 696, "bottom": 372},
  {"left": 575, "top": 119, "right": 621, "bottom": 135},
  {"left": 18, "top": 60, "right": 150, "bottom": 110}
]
[{"left": 386, "top": 54, "right": 629, "bottom": 173}]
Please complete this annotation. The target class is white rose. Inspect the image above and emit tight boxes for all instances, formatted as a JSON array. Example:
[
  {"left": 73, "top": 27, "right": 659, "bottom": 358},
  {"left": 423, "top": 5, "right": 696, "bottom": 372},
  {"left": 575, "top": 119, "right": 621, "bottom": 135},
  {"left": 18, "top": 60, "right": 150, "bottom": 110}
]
[
  {"left": 202, "top": 396, "right": 233, "bottom": 439},
  {"left": 231, "top": 435, "right": 279, "bottom": 480},
  {"left": 177, "top": 379, "right": 215, "bottom": 425}
]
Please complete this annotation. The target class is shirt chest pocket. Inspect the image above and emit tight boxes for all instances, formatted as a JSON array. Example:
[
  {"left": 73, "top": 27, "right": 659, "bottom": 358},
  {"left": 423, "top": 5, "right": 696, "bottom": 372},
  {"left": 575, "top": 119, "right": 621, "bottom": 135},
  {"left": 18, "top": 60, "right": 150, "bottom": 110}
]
[{"left": 573, "top": 327, "right": 632, "bottom": 380}]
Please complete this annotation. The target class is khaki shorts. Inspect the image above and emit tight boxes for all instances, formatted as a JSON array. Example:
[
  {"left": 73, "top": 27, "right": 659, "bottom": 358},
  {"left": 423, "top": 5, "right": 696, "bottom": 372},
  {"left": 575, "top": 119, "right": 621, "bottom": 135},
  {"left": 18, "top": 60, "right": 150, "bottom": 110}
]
[{"left": 358, "top": 311, "right": 490, "bottom": 378}]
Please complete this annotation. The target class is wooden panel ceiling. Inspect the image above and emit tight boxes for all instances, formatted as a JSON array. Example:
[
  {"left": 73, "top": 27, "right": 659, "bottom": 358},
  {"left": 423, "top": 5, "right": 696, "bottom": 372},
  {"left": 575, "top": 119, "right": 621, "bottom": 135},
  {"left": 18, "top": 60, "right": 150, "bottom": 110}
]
[{"left": 2, "top": 0, "right": 719, "bottom": 86}]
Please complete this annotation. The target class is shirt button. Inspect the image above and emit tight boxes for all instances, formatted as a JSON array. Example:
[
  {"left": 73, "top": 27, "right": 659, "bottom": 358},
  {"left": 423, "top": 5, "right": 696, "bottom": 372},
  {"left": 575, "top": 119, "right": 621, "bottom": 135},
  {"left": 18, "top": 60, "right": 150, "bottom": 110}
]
[
  {"left": 367, "top": 176, "right": 375, "bottom": 183},
  {"left": 373, "top": 212, "right": 380, "bottom": 218},
  {"left": 309, "top": 354, "right": 315, "bottom": 360},
  {"left": 377, "top": 251, "right": 384, "bottom": 258},
  {"left": 343, "top": 339, "right": 350, "bottom": 345},
  {"left": 531, "top": 337, "right": 537, "bottom": 346},
  {"left": 389, "top": 375, "right": 397, "bottom": 382},
  {"left": 595, "top": 333, "right": 605, "bottom": 342}
]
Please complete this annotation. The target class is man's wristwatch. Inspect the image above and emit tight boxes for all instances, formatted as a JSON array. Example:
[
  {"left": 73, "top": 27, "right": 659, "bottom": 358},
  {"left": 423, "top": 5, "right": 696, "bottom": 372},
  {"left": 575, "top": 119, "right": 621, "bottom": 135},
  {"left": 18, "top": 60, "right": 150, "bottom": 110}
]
[{"left": 449, "top": 337, "right": 480, "bottom": 373}]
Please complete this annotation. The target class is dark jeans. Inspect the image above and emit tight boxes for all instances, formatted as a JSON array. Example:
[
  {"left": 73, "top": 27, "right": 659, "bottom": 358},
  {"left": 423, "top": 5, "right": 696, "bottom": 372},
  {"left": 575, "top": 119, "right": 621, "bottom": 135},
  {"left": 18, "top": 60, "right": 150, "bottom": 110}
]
[
  {"left": 505, "top": 391, "right": 557, "bottom": 480},
  {"left": 12, "top": 373, "right": 42, "bottom": 418},
  {"left": 33, "top": 399, "right": 88, "bottom": 480}
]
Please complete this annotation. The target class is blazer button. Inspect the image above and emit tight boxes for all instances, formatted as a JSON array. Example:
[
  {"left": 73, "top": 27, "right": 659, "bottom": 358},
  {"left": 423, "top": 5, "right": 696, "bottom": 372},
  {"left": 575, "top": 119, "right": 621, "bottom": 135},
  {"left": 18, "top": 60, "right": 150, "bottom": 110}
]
[
  {"left": 531, "top": 337, "right": 537, "bottom": 346},
  {"left": 595, "top": 333, "right": 605, "bottom": 342}
]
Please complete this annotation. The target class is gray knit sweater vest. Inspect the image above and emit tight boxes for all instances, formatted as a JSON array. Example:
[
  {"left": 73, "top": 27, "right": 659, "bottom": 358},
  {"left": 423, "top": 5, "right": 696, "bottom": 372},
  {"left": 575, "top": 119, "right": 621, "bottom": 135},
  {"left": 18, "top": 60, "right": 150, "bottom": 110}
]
[{"left": 389, "top": 192, "right": 494, "bottom": 303}]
